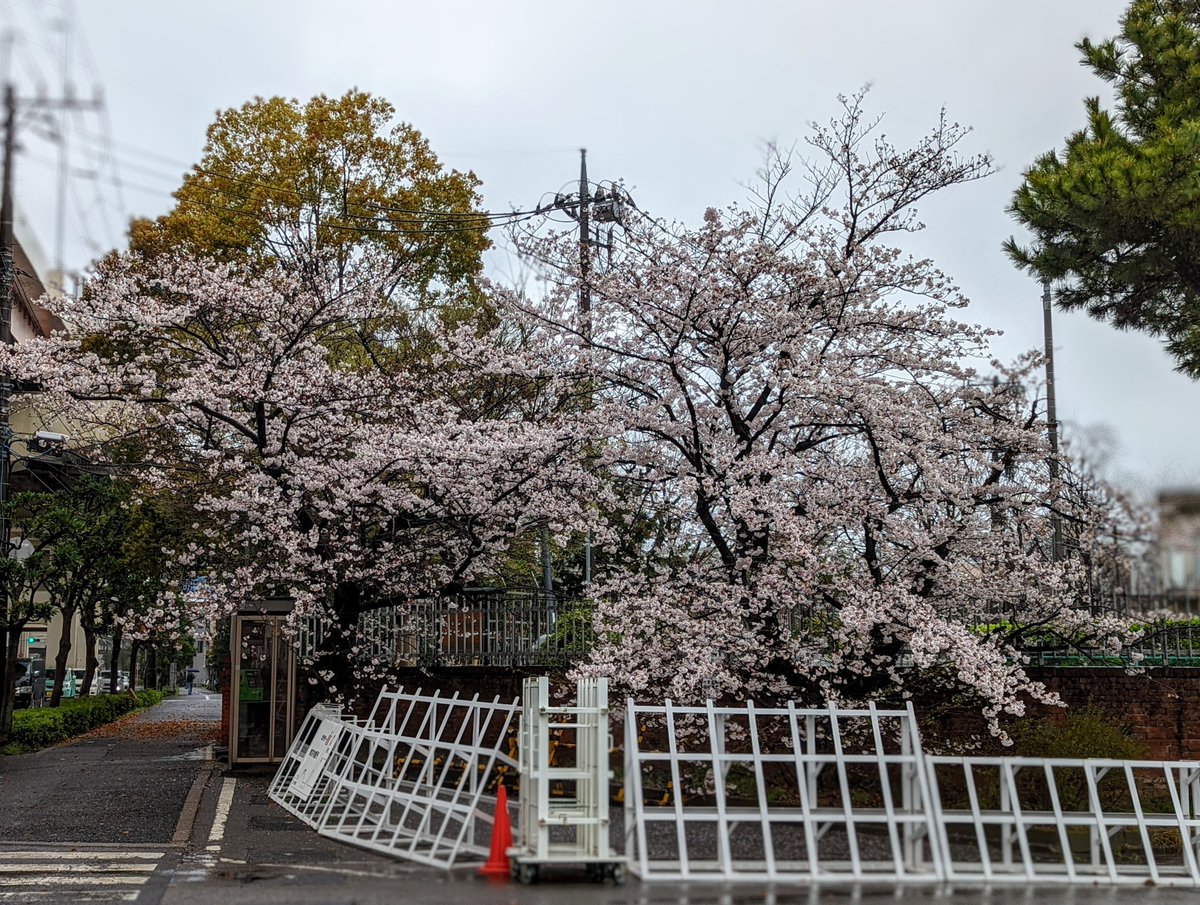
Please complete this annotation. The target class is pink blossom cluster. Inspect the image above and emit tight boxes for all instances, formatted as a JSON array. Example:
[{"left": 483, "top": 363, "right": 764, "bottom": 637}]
[
  {"left": 507, "top": 97, "right": 1139, "bottom": 740},
  {"left": 0, "top": 248, "right": 605, "bottom": 674}
]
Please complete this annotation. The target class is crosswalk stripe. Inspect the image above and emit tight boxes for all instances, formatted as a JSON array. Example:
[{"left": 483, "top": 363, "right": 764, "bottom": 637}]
[
  {"left": 0, "top": 876, "right": 148, "bottom": 886},
  {"left": 1, "top": 864, "right": 155, "bottom": 873},
  {"left": 0, "top": 848, "right": 163, "bottom": 901},
  {"left": 1, "top": 851, "right": 163, "bottom": 860}
]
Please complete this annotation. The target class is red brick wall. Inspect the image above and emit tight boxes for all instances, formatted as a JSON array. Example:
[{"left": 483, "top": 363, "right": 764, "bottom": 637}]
[{"left": 1020, "top": 667, "right": 1200, "bottom": 760}]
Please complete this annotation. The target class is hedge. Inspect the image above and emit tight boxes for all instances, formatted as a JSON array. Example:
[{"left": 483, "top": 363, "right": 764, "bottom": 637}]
[{"left": 10, "top": 690, "right": 166, "bottom": 750}]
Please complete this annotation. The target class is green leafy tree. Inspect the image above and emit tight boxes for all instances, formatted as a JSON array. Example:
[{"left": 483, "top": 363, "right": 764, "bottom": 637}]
[
  {"left": 1007, "top": 0, "right": 1200, "bottom": 376},
  {"left": 129, "top": 90, "right": 490, "bottom": 308},
  {"left": 0, "top": 516, "right": 59, "bottom": 743}
]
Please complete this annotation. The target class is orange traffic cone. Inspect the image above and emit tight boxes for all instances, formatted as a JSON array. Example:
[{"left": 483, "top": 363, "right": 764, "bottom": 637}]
[{"left": 479, "top": 783, "right": 513, "bottom": 879}]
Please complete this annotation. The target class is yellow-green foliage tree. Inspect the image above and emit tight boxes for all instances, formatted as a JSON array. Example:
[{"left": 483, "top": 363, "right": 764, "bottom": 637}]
[{"left": 130, "top": 90, "right": 490, "bottom": 307}]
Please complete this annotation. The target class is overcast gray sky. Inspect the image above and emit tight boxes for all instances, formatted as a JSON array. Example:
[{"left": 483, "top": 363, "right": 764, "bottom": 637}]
[{"left": 4, "top": 0, "right": 1195, "bottom": 499}]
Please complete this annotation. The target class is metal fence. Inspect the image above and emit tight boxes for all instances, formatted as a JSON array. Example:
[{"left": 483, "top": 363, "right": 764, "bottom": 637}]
[
  {"left": 1025, "top": 620, "right": 1200, "bottom": 668},
  {"left": 622, "top": 696, "right": 1200, "bottom": 886},
  {"left": 293, "top": 588, "right": 1200, "bottom": 672},
  {"left": 270, "top": 686, "right": 521, "bottom": 870},
  {"left": 299, "top": 590, "right": 594, "bottom": 669}
]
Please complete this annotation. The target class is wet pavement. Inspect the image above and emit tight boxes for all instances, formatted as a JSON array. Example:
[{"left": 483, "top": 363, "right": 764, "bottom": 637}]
[
  {"left": 0, "top": 691, "right": 220, "bottom": 845},
  {"left": 4, "top": 693, "right": 1198, "bottom": 903}
]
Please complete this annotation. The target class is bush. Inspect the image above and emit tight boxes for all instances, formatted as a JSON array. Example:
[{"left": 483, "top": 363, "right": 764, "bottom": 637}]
[
  {"left": 1012, "top": 706, "right": 1146, "bottom": 761},
  {"left": 8, "top": 691, "right": 165, "bottom": 752},
  {"left": 1010, "top": 707, "right": 1146, "bottom": 811}
]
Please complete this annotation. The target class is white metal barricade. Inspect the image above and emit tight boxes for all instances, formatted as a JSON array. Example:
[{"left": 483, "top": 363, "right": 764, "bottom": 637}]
[
  {"left": 926, "top": 756, "right": 1200, "bottom": 886},
  {"left": 510, "top": 677, "right": 624, "bottom": 883},
  {"left": 268, "top": 703, "right": 353, "bottom": 826},
  {"left": 271, "top": 684, "right": 1200, "bottom": 888},
  {"left": 623, "top": 699, "right": 941, "bottom": 883},
  {"left": 311, "top": 687, "right": 520, "bottom": 869}
]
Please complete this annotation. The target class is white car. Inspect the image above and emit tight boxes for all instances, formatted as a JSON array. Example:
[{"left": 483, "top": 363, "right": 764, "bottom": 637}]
[{"left": 92, "top": 669, "right": 129, "bottom": 694}]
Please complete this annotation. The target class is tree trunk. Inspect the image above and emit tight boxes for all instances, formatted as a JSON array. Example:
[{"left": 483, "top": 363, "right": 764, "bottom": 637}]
[
  {"left": 49, "top": 603, "right": 78, "bottom": 708},
  {"left": 146, "top": 646, "right": 157, "bottom": 691},
  {"left": 314, "top": 583, "right": 361, "bottom": 705},
  {"left": 128, "top": 638, "right": 141, "bottom": 693},
  {"left": 0, "top": 621, "right": 27, "bottom": 745},
  {"left": 81, "top": 621, "right": 99, "bottom": 697},
  {"left": 108, "top": 629, "right": 122, "bottom": 694}
]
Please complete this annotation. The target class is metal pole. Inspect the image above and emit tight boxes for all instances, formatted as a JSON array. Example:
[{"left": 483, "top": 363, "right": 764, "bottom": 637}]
[
  {"left": 1, "top": 83, "right": 17, "bottom": 546},
  {"left": 53, "top": 20, "right": 70, "bottom": 291},
  {"left": 579, "top": 149, "right": 592, "bottom": 587},
  {"left": 1042, "top": 278, "right": 1063, "bottom": 561}
]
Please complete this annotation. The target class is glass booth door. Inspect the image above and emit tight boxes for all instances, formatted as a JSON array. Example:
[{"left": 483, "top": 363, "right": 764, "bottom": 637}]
[{"left": 230, "top": 615, "right": 295, "bottom": 764}]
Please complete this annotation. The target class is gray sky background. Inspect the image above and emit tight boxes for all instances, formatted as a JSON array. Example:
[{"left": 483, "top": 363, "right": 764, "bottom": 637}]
[{"left": 4, "top": 0, "right": 1195, "bottom": 499}]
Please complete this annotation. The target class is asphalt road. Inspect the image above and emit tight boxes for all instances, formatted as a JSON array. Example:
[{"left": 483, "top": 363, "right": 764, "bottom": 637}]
[{"left": 4, "top": 693, "right": 1199, "bottom": 904}]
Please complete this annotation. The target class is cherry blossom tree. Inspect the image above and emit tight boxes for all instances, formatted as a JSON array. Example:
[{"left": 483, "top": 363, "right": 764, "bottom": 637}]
[
  {"left": 0, "top": 245, "right": 601, "bottom": 696},
  {"left": 511, "top": 95, "right": 1134, "bottom": 737}
]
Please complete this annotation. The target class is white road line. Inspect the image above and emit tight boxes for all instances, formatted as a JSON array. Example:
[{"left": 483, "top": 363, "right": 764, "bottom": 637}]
[
  {"left": 0, "top": 864, "right": 154, "bottom": 873},
  {"left": 0, "top": 876, "right": 148, "bottom": 886},
  {"left": 0, "top": 851, "right": 163, "bottom": 860},
  {"left": 0, "top": 895, "right": 139, "bottom": 902},
  {"left": 208, "top": 776, "right": 236, "bottom": 846}
]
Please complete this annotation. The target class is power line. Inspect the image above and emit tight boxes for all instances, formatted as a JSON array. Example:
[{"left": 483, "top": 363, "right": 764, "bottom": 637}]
[
  {"left": 68, "top": 128, "right": 552, "bottom": 225},
  {"left": 170, "top": 191, "right": 545, "bottom": 238}
]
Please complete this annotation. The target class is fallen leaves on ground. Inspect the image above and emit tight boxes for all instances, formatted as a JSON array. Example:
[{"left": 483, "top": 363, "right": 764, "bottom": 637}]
[{"left": 85, "top": 715, "right": 221, "bottom": 742}]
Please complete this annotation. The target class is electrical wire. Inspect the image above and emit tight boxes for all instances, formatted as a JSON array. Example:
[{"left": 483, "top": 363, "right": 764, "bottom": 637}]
[
  {"left": 69, "top": 128, "right": 554, "bottom": 225},
  {"left": 169, "top": 190, "right": 545, "bottom": 238}
]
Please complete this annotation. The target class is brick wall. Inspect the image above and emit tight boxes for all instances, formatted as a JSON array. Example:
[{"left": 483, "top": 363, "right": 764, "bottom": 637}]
[
  {"left": 285, "top": 665, "right": 1200, "bottom": 760},
  {"left": 1019, "top": 667, "right": 1200, "bottom": 760},
  {"left": 348, "top": 667, "right": 534, "bottom": 718}
]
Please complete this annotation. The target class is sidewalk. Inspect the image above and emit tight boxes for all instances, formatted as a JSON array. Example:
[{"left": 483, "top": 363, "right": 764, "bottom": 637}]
[
  {"left": 0, "top": 690, "right": 220, "bottom": 903},
  {"left": 0, "top": 690, "right": 219, "bottom": 845}
]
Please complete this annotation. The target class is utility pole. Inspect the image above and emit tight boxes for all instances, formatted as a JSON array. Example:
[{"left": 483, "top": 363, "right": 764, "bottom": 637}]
[
  {"left": 0, "top": 84, "right": 17, "bottom": 742},
  {"left": 0, "top": 81, "right": 99, "bottom": 551},
  {"left": 53, "top": 18, "right": 72, "bottom": 292},
  {"left": 547, "top": 152, "right": 632, "bottom": 594},
  {"left": 578, "top": 149, "right": 592, "bottom": 587},
  {"left": 0, "top": 82, "right": 100, "bottom": 740},
  {"left": 1, "top": 83, "right": 18, "bottom": 556},
  {"left": 579, "top": 149, "right": 591, "bottom": 328},
  {"left": 1042, "top": 277, "right": 1063, "bottom": 562}
]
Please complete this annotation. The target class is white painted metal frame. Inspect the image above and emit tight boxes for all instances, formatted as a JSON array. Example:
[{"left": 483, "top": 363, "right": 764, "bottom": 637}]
[
  {"left": 623, "top": 699, "right": 941, "bottom": 882},
  {"left": 268, "top": 703, "right": 365, "bottom": 827},
  {"left": 312, "top": 686, "right": 520, "bottom": 869},
  {"left": 511, "top": 677, "right": 621, "bottom": 872},
  {"left": 926, "top": 756, "right": 1200, "bottom": 886}
]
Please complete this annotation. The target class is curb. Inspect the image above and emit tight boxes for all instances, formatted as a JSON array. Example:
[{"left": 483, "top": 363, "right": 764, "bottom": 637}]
[{"left": 172, "top": 752, "right": 218, "bottom": 846}]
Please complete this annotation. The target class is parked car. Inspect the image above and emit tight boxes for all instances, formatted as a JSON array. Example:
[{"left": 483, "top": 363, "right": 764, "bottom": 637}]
[
  {"left": 92, "top": 669, "right": 130, "bottom": 694},
  {"left": 44, "top": 667, "right": 85, "bottom": 698},
  {"left": 14, "top": 658, "right": 45, "bottom": 709}
]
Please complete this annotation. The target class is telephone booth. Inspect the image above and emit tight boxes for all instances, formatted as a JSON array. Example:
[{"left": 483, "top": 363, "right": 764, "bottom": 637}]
[{"left": 229, "top": 600, "right": 296, "bottom": 765}]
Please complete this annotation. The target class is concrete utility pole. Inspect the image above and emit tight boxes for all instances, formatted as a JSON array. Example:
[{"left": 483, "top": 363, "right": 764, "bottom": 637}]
[
  {"left": 1042, "top": 277, "right": 1063, "bottom": 562},
  {"left": 0, "top": 82, "right": 99, "bottom": 556},
  {"left": 578, "top": 148, "right": 592, "bottom": 587},
  {"left": 1, "top": 83, "right": 18, "bottom": 564}
]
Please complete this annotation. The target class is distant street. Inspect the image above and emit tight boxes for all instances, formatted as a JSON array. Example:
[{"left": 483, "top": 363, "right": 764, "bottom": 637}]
[{"left": 4, "top": 694, "right": 1200, "bottom": 904}]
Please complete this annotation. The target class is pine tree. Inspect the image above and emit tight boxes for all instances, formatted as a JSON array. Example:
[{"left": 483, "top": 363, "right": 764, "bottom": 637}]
[{"left": 1007, "top": 0, "right": 1200, "bottom": 376}]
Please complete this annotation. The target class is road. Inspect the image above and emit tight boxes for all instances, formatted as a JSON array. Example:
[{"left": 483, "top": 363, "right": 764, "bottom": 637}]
[{"left": 3, "top": 694, "right": 1199, "bottom": 903}]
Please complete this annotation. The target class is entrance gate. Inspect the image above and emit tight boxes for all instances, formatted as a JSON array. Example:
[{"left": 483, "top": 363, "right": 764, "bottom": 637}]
[{"left": 230, "top": 612, "right": 296, "bottom": 765}]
